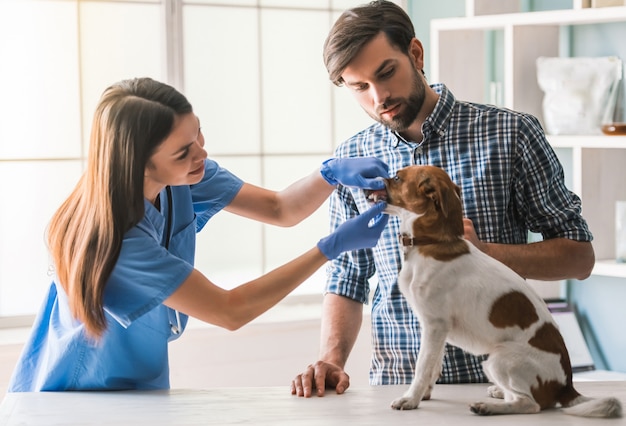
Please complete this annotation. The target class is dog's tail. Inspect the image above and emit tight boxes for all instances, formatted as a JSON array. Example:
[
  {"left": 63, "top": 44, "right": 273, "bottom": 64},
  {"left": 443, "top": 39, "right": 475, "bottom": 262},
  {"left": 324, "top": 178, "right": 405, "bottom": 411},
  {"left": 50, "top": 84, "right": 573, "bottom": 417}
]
[{"left": 561, "top": 393, "right": 622, "bottom": 418}]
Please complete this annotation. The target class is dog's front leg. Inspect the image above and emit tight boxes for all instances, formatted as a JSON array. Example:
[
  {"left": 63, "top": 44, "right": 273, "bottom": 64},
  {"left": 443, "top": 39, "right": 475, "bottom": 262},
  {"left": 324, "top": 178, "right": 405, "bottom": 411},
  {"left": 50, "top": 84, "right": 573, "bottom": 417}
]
[{"left": 391, "top": 321, "right": 448, "bottom": 410}]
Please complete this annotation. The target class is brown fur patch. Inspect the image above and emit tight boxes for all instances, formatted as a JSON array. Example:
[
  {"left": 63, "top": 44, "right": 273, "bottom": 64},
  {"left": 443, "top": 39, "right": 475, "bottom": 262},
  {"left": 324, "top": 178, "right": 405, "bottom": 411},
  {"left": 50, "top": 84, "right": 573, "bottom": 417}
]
[
  {"left": 531, "top": 377, "right": 562, "bottom": 410},
  {"left": 528, "top": 322, "right": 566, "bottom": 355},
  {"left": 419, "top": 240, "right": 470, "bottom": 261},
  {"left": 528, "top": 322, "right": 579, "bottom": 407},
  {"left": 488, "top": 291, "right": 539, "bottom": 329},
  {"left": 529, "top": 323, "right": 575, "bottom": 378}
]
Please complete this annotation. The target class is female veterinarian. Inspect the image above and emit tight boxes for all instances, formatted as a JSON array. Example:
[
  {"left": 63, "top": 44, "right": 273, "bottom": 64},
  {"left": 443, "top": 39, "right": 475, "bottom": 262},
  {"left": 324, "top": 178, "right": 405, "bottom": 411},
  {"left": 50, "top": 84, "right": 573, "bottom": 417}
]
[{"left": 8, "top": 77, "right": 389, "bottom": 392}]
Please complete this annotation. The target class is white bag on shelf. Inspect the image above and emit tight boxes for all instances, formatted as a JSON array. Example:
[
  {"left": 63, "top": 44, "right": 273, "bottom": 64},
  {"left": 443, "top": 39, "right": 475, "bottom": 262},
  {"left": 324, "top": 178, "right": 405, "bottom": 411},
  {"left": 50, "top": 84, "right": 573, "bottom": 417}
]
[{"left": 536, "top": 56, "right": 622, "bottom": 135}]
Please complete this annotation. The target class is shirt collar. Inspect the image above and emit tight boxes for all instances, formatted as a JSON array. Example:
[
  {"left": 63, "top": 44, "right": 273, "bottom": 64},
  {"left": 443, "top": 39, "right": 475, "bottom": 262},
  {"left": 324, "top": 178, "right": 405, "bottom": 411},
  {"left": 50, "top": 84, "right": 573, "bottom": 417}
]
[{"left": 426, "top": 83, "right": 455, "bottom": 138}]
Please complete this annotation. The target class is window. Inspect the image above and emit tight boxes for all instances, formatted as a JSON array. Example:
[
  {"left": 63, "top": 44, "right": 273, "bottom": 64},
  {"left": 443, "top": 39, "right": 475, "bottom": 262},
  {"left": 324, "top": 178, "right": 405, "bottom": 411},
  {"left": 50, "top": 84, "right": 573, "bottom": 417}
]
[{"left": 0, "top": 0, "right": 396, "bottom": 321}]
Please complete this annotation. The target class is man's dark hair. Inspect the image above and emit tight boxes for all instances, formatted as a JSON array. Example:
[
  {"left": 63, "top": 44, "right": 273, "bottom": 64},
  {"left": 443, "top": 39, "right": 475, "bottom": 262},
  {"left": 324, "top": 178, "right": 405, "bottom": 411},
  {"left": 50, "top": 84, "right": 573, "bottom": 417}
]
[{"left": 323, "top": 1, "right": 416, "bottom": 86}]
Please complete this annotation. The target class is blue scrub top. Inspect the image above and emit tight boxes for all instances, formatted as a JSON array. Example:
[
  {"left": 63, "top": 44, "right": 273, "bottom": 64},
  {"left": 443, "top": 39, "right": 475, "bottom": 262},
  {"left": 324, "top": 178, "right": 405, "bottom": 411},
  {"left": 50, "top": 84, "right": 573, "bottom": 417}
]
[{"left": 9, "top": 159, "right": 244, "bottom": 392}]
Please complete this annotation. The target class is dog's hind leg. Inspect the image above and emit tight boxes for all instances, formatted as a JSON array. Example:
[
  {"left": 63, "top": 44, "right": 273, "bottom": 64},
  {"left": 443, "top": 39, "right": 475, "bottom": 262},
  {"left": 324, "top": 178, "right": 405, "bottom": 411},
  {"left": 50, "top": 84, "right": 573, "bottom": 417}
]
[
  {"left": 487, "top": 385, "right": 505, "bottom": 399},
  {"left": 470, "top": 395, "right": 541, "bottom": 415},
  {"left": 483, "top": 360, "right": 505, "bottom": 400},
  {"left": 470, "top": 346, "right": 543, "bottom": 415}
]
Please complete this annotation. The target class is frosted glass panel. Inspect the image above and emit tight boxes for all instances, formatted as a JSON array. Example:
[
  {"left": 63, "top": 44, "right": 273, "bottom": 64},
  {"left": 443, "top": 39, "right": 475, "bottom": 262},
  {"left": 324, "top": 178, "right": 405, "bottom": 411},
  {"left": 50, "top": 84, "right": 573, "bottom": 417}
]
[
  {"left": 185, "top": 0, "right": 256, "bottom": 5},
  {"left": 211, "top": 155, "right": 262, "bottom": 185},
  {"left": 263, "top": 155, "right": 329, "bottom": 295},
  {"left": 194, "top": 156, "right": 263, "bottom": 290},
  {"left": 79, "top": 2, "right": 164, "bottom": 153},
  {"left": 0, "top": 1, "right": 81, "bottom": 159},
  {"left": 0, "top": 160, "right": 83, "bottom": 316},
  {"left": 332, "top": 0, "right": 404, "bottom": 9},
  {"left": 332, "top": 0, "right": 370, "bottom": 8},
  {"left": 260, "top": 0, "right": 329, "bottom": 8},
  {"left": 261, "top": 9, "right": 333, "bottom": 154},
  {"left": 183, "top": 6, "right": 261, "bottom": 156},
  {"left": 332, "top": 86, "right": 376, "bottom": 149},
  {"left": 322, "top": 10, "right": 378, "bottom": 149}
]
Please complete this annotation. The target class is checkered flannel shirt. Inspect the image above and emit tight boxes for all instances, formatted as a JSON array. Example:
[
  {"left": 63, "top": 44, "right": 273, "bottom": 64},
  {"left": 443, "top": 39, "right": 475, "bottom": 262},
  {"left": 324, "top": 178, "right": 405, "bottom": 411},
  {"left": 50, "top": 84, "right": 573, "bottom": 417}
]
[{"left": 325, "top": 84, "right": 593, "bottom": 385}]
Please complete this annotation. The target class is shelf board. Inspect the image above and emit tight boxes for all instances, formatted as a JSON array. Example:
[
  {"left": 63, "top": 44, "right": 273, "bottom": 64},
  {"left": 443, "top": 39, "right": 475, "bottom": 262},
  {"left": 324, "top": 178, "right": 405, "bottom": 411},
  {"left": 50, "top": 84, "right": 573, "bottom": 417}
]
[
  {"left": 431, "top": 6, "right": 626, "bottom": 31},
  {"left": 548, "top": 135, "right": 626, "bottom": 149},
  {"left": 592, "top": 259, "right": 626, "bottom": 278}
]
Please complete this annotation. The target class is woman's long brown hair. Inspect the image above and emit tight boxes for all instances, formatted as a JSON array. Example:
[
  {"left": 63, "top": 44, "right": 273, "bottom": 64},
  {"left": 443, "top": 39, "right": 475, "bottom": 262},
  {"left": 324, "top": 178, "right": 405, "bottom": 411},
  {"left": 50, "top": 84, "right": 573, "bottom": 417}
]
[{"left": 47, "top": 78, "right": 192, "bottom": 339}]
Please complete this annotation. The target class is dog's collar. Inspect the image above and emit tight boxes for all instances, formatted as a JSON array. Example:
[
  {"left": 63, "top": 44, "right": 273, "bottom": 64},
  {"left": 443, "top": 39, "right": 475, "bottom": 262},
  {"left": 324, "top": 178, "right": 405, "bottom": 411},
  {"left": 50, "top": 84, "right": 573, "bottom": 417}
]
[{"left": 399, "top": 233, "right": 441, "bottom": 247}]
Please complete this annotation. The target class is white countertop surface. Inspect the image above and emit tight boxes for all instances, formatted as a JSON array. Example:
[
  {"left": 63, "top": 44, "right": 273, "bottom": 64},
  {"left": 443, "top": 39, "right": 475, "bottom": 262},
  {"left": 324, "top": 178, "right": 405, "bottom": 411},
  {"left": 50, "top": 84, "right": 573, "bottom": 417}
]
[{"left": 1, "top": 382, "right": 625, "bottom": 425}]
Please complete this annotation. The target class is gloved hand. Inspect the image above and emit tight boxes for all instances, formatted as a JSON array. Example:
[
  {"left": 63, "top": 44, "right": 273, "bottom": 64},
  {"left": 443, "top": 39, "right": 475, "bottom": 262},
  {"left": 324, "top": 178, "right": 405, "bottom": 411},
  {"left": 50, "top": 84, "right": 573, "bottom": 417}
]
[
  {"left": 320, "top": 157, "right": 389, "bottom": 190},
  {"left": 317, "top": 202, "right": 389, "bottom": 260}
]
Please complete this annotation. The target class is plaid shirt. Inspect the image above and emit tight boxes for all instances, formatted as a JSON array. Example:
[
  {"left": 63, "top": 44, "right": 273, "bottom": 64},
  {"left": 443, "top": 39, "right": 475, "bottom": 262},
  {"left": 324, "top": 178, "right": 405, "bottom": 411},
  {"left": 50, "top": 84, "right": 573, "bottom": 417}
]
[{"left": 326, "top": 84, "right": 593, "bottom": 385}]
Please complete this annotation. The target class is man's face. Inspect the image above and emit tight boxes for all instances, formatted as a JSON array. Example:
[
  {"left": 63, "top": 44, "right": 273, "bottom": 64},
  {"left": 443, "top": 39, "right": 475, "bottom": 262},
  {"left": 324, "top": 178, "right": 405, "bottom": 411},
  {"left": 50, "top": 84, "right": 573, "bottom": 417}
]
[{"left": 340, "top": 32, "right": 426, "bottom": 132}]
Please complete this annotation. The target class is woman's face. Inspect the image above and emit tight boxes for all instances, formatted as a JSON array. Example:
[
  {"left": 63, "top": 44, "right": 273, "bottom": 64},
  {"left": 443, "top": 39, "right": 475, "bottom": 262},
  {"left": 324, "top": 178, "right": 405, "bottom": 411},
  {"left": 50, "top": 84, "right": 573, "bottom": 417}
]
[{"left": 144, "top": 112, "right": 207, "bottom": 202}]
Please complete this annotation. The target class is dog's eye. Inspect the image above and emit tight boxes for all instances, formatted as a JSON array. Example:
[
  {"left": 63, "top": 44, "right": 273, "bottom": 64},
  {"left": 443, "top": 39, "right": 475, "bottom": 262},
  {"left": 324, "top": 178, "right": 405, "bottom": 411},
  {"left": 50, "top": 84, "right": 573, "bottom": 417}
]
[{"left": 394, "top": 175, "right": 400, "bottom": 181}]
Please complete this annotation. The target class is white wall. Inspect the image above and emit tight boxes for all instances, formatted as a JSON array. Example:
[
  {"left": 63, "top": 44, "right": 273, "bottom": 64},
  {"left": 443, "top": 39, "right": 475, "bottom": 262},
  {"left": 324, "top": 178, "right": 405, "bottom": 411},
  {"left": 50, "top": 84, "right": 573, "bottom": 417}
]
[{"left": 0, "top": 0, "right": 165, "bottom": 317}]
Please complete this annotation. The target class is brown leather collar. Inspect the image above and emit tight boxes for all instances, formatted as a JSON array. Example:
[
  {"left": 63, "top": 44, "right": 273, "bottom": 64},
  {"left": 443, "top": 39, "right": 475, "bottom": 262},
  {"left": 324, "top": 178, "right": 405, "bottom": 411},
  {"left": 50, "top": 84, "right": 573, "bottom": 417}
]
[{"left": 399, "top": 233, "right": 441, "bottom": 247}]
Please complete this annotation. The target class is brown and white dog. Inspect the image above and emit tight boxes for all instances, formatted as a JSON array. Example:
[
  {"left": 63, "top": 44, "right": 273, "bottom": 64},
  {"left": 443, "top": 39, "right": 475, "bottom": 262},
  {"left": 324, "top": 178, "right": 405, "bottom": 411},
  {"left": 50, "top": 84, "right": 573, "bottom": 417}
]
[{"left": 367, "top": 164, "right": 622, "bottom": 417}]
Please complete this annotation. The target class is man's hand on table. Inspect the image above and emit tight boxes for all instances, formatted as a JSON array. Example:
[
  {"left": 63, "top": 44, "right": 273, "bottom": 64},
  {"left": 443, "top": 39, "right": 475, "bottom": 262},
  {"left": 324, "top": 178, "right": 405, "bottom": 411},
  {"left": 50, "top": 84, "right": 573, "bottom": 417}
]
[{"left": 290, "top": 361, "right": 350, "bottom": 397}]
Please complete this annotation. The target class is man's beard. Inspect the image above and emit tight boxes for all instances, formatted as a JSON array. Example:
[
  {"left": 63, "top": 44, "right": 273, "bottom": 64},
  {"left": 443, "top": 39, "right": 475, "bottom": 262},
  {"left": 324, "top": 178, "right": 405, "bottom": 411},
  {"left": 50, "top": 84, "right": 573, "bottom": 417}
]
[{"left": 370, "top": 67, "right": 426, "bottom": 132}]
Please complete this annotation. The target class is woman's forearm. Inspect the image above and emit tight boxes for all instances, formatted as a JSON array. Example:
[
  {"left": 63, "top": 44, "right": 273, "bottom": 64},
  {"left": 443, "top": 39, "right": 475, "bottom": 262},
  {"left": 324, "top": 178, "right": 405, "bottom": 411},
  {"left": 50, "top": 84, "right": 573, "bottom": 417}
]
[{"left": 165, "top": 247, "right": 328, "bottom": 330}]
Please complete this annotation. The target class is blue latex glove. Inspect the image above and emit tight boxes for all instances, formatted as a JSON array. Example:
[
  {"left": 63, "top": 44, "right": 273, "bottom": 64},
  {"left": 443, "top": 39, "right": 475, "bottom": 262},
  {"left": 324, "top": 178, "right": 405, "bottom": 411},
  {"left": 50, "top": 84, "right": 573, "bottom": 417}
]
[
  {"left": 317, "top": 202, "right": 389, "bottom": 260},
  {"left": 320, "top": 157, "right": 389, "bottom": 190}
]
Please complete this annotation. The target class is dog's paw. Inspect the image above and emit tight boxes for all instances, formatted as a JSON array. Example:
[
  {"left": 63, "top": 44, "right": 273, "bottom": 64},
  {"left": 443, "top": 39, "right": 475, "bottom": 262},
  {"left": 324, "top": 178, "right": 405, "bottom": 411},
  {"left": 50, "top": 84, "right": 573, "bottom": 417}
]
[
  {"left": 391, "top": 397, "right": 420, "bottom": 410},
  {"left": 469, "top": 402, "right": 494, "bottom": 416},
  {"left": 487, "top": 385, "right": 504, "bottom": 399}
]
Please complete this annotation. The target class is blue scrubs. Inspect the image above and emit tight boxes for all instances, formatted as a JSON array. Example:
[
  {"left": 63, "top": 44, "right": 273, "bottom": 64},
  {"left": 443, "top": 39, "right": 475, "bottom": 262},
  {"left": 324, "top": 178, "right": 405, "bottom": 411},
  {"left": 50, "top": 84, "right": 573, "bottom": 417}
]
[{"left": 9, "top": 159, "right": 243, "bottom": 391}]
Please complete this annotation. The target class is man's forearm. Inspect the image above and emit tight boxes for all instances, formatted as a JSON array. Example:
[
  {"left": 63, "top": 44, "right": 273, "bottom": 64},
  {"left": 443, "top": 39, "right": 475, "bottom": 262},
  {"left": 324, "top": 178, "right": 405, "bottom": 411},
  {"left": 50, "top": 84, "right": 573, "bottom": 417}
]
[
  {"left": 483, "top": 238, "right": 595, "bottom": 281},
  {"left": 319, "top": 293, "right": 363, "bottom": 368}
]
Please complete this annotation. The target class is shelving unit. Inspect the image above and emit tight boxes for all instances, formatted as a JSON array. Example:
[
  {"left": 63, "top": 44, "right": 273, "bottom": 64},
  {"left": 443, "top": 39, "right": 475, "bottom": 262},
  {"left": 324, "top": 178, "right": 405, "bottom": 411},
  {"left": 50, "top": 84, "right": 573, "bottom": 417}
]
[
  {"left": 430, "top": 2, "right": 626, "bottom": 279},
  {"left": 548, "top": 135, "right": 626, "bottom": 149}
]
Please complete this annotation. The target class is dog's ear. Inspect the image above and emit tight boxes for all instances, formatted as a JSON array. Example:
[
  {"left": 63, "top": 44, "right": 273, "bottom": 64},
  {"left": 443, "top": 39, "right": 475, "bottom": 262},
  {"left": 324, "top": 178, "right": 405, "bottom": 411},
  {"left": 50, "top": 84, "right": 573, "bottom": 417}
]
[
  {"left": 438, "top": 182, "right": 463, "bottom": 218},
  {"left": 419, "top": 178, "right": 463, "bottom": 218},
  {"left": 418, "top": 178, "right": 449, "bottom": 217},
  {"left": 435, "top": 184, "right": 449, "bottom": 218},
  {"left": 454, "top": 183, "right": 461, "bottom": 199}
]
